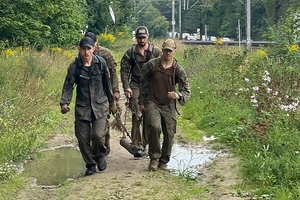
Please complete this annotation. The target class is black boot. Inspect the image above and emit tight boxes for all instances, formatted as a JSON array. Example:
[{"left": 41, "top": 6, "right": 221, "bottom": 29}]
[
  {"left": 85, "top": 165, "right": 96, "bottom": 176},
  {"left": 97, "top": 156, "right": 107, "bottom": 171}
]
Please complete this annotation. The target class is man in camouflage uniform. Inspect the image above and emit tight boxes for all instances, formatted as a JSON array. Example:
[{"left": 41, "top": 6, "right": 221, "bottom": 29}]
[
  {"left": 138, "top": 39, "right": 191, "bottom": 171},
  {"left": 60, "top": 37, "right": 116, "bottom": 176},
  {"left": 84, "top": 32, "right": 120, "bottom": 156},
  {"left": 120, "top": 26, "right": 162, "bottom": 158}
]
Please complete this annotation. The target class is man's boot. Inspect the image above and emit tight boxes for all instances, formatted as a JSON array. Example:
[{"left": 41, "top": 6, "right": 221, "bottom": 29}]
[{"left": 148, "top": 159, "right": 158, "bottom": 171}]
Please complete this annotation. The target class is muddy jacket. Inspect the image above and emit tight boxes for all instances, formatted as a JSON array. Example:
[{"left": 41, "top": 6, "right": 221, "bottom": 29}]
[
  {"left": 60, "top": 55, "right": 115, "bottom": 121},
  {"left": 94, "top": 45, "right": 119, "bottom": 94},
  {"left": 138, "top": 56, "right": 191, "bottom": 106},
  {"left": 120, "top": 42, "right": 162, "bottom": 90}
]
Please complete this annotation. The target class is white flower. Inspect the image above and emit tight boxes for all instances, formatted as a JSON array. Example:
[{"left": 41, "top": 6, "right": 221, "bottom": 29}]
[{"left": 252, "top": 86, "right": 259, "bottom": 91}]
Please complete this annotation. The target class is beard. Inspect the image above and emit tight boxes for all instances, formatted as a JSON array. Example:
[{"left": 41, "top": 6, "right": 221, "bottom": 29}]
[{"left": 138, "top": 41, "right": 146, "bottom": 47}]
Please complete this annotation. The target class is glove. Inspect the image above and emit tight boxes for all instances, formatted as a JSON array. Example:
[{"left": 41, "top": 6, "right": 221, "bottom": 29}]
[
  {"left": 109, "top": 104, "right": 117, "bottom": 114},
  {"left": 61, "top": 105, "right": 70, "bottom": 114}
]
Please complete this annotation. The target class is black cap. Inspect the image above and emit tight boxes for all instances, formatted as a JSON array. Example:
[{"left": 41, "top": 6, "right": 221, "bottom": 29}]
[
  {"left": 135, "top": 26, "right": 149, "bottom": 37},
  {"left": 79, "top": 37, "right": 94, "bottom": 48},
  {"left": 84, "top": 32, "right": 97, "bottom": 43}
]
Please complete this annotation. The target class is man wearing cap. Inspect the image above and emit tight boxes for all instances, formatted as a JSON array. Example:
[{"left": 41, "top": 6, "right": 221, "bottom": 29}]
[
  {"left": 84, "top": 32, "right": 120, "bottom": 156},
  {"left": 60, "top": 37, "right": 117, "bottom": 175},
  {"left": 120, "top": 26, "right": 162, "bottom": 158},
  {"left": 138, "top": 38, "right": 191, "bottom": 171}
]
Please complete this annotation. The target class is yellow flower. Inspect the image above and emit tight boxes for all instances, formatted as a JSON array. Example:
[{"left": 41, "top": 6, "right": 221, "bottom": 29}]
[
  {"left": 4, "top": 48, "right": 14, "bottom": 56},
  {"left": 50, "top": 47, "right": 62, "bottom": 53},
  {"left": 288, "top": 44, "right": 297, "bottom": 52},
  {"left": 15, "top": 46, "right": 23, "bottom": 53},
  {"left": 100, "top": 33, "right": 116, "bottom": 43},
  {"left": 117, "top": 32, "right": 124, "bottom": 36},
  {"left": 63, "top": 50, "right": 73, "bottom": 59},
  {"left": 257, "top": 49, "right": 267, "bottom": 57},
  {"left": 215, "top": 38, "right": 223, "bottom": 45}
]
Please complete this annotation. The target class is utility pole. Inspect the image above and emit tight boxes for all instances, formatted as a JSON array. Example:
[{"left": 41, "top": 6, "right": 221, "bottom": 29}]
[
  {"left": 238, "top": 19, "right": 241, "bottom": 49},
  {"left": 172, "top": 0, "right": 175, "bottom": 38},
  {"left": 179, "top": 0, "right": 182, "bottom": 39},
  {"left": 246, "top": 0, "right": 251, "bottom": 51}
]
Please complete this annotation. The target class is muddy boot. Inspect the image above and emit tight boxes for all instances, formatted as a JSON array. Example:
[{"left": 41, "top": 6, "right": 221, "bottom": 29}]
[
  {"left": 97, "top": 156, "right": 107, "bottom": 171},
  {"left": 158, "top": 162, "right": 169, "bottom": 171},
  {"left": 148, "top": 159, "right": 158, "bottom": 171},
  {"left": 85, "top": 165, "right": 96, "bottom": 176}
]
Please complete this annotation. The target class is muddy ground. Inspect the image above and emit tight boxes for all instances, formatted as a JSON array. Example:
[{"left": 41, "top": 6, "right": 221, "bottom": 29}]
[{"left": 17, "top": 95, "right": 249, "bottom": 200}]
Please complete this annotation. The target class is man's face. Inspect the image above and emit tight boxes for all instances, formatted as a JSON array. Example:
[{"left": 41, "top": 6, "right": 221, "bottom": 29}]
[
  {"left": 136, "top": 36, "right": 148, "bottom": 47},
  {"left": 162, "top": 49, "right": 175, "bottom": 61},
  {"left": 78, "top": 46, "right": 94, "bottom": 62}
]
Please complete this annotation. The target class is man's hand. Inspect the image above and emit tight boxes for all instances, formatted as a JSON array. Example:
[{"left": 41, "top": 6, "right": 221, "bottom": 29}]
[
  {"left": 139, "top": 104, "right": 145, "bottom": 113},
  {"left": 167, "top": 91, "right": 179, "bottom": 100},
  {"left": 124, "top": 88, "right": 133, "bottom": 98},
  {"left": 61, "top": 104, "right": 70, "bottom": 114},
  {"left": 114, "top": 92, "right": 120, "bottom": 100},
  {"left": 109, "top": 104, "right": 117, "bottom": 114}
]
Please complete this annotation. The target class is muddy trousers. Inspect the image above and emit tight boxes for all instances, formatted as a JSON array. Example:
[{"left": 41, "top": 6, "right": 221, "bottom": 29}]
[
  {"left": 145, "top": 101, "right": 176, "bottom": 164},
  {"left": 75, "top": 116, "right": 108, "bottom": 168},
  {"left": 128, "top": 83, "right": 147, "bottom": 149}
]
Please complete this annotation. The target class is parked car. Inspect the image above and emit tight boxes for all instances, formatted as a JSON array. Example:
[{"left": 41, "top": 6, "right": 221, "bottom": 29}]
[
  {"left": 210, "top": 36, "right": 216, "bottom": 41},
  {"left": 186, "top": 35, "right": 196, "bottom": 41},
  {"left": 222, "top": 37, "right": 230, "bottom": 41}
]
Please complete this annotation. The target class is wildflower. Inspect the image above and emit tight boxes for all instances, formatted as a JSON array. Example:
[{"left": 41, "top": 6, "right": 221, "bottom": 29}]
[
  {"left": 264, "top": 71, "right": 270, "bottom": 76},
  {"left": 287, "top": 44, "right": 297, "bottom": 52},
  {"left": 257, "top": 49, "right": 267, "bottom": 57},
  {"left": 266, "top": 88, "right": 272, "bottom": 93},
  {"left": 117, "top": 32, "right": 124, "bottom": 36},
  {"left": 244, "top": 78, "right": 250, "bottom": 82},
  {"left": 4, "top": 48, "right": 15, "bottom": 56},
  {"left": 262, "top": 75, "right": 271, "bottom": 83},
  {"left": 63, "top": 50, "right": 73, "bottom": 59},
  {"left": 252, "top": 86, "right": 259, "bottom": 91}
]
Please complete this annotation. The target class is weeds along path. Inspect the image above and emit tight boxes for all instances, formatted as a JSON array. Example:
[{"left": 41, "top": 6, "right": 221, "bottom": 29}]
[{"left": 17, "top": 93, "right": 247, "bottom": 200}]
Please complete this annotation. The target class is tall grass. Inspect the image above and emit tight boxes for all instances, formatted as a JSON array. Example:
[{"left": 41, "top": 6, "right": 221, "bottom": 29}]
[
  {"left": 179, "top": 43, "right": 300, "bottom": 197},
  {"left": 0, "top": 47, "right": 76, "bottom": 182}
]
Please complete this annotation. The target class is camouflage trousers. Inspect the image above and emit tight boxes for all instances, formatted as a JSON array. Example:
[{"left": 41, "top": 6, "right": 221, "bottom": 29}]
[
  {"left": 128, "top": 83, "right": 147, "bottom": 149},
  {"left": 144, "top": 100, "right": 177, "bottom": 164}
]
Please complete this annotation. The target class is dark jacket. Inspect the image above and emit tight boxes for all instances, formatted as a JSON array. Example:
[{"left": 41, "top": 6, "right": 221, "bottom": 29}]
[
  {"left": 138, "top": 56, "right": 191, "bottom": 106},
  {"left": 60, "top": 55, "right": 115, "bottom": 121}
]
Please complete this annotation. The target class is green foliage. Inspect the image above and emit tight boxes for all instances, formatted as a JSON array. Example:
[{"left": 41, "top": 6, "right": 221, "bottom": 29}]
[
  {"left": 0, "top": 47, "right": 75, "bottom": 182},
  {"left": 135, "top": 4, "right": 169, "bottom": 38},
  {"left": 180, "top": 9, "right": 300, "bottom": 198},
  {"left": 0, "top": 0, "right": 87, "bottom": 48}
]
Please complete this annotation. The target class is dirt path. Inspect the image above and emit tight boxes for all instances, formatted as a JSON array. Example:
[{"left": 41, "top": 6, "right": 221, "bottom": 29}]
[{"left": 17, "top": 95, "right": 249, "bottom": 200}]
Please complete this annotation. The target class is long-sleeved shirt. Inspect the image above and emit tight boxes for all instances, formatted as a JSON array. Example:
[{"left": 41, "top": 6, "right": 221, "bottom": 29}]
[{"left": 60, "top": 55, "right": 115, "bottom": 121}]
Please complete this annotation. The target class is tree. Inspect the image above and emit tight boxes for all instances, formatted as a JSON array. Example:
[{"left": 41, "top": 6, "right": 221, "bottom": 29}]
[
  {"left": 0, "top": 0, "right": 87, "bottom": 48},
  {"left": 136, "top": 4, "right": 169, "bottom": 38}
]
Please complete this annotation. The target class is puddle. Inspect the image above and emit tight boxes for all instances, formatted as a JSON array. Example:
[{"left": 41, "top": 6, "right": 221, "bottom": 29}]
[
  {"left": 168, "top": 143, "right": 219, "bottom": 179},
  {"left": 22, "top": 146, "right": 85, "bottom": 186}
]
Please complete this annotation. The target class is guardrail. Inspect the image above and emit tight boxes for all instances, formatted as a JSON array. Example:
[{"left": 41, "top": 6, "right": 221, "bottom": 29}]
[{"left": 181, "top": 40, "right": 277, "bottom": 47}]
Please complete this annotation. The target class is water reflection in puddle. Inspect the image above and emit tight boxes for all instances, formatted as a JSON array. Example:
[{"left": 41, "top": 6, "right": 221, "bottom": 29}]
[
  {"left": 168, "top": 143, "right": 219, "bottom": 178},
  {"left": 22, "top": 146, "right": 85, "bottom": 186}
]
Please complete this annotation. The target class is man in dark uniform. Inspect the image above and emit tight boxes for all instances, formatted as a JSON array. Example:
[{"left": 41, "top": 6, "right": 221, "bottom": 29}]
[
  {"left": 60, "top": 37, "right": 116, "bottom": 175},
  {"left": 138, "top": 38, "right": 191, "bottom": 171},
  {"left": 84, "top": 32, "right": 120, "bottom": 156},
  {"left": 120, "top": 26, "right": 162, "bottom": 158}
]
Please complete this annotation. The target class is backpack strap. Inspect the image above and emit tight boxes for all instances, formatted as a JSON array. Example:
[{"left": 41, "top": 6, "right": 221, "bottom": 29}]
[
  {"left": 129, "top": 43, "right": 154, "bottom": 72},
  {"left": 145, "top": 44, "right": 154, "bottom": 62},
  {"left": 75, "top": 55, "right": 103, "bottom": 83}
]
